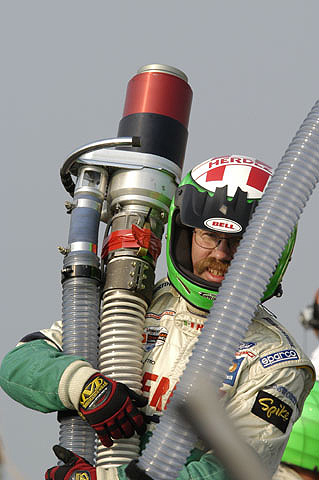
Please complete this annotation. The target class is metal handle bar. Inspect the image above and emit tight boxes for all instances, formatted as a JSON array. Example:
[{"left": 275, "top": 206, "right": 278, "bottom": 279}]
[{"left": 60, "top": 136, "right": 140, "bottom": 196}]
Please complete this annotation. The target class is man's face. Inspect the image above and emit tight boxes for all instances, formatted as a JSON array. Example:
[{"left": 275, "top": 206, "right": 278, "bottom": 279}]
[{"left": 191, "top": 228, "right": 241, "bottom": 285}]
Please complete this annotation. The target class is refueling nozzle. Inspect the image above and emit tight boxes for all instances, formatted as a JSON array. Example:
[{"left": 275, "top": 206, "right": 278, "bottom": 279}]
[{"left": 58, "top": 64, "right": 193, "bottom": 468}]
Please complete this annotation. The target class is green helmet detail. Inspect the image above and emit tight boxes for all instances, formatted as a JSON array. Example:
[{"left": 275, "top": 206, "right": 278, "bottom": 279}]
[
  {"left": 282, "top": 381, "right": 319, "bottom": 471},
  {"left": 166, "top": 155, "right": 297, "bottom": 311}
]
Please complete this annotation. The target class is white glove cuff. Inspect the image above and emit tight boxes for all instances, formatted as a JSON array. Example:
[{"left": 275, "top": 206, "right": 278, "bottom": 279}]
[{"left": 58, "top": 360, "right": 98, "bottom": 410}]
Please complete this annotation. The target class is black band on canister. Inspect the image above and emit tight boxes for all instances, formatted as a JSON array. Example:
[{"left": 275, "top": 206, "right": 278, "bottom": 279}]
[
  {"left": 118, "top": 112, "right": 188, "bottom": 168},
  {"left": 117, "top": 65, "right": 192, "bottom": 168}
]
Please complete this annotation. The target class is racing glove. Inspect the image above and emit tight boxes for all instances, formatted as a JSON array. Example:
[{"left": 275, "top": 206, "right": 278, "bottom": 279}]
[
  {"left": 78, "top": 372, "right": 147, "bottom": 447},
  {"left": 45, "top": 445, "right": 97, "bottom": 480}
]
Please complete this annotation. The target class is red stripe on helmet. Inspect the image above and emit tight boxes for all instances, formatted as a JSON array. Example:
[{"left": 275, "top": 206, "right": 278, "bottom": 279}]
[
  {"left": 205, "top": 165, "right": 226, "bottom": 182},
  {"left": 247, "top": 167, "right": 271, "bottom": 192}
]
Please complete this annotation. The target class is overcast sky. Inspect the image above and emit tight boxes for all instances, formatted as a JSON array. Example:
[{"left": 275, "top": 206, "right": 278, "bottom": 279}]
[{"left": 1, "top": 1, "right": 319, "bottom": 478}]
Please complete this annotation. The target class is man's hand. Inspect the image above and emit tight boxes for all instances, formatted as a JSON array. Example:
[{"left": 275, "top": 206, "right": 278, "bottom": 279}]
[
  {"left": 78, "top": 372, "right": 147, "bottom": 447},
  {"left": 45, "top": 445, "right": 97, "bottom": 480}
]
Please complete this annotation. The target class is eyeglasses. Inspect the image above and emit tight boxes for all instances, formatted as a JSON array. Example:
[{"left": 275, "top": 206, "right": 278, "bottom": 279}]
[{"left": 193, "top": 229, "right": 242, "bottom": 252}]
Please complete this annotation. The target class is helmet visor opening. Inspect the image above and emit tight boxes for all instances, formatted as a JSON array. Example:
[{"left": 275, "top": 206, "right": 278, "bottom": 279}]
[{"left": 170, "top": 211, "right": 222, "bottom": 292}]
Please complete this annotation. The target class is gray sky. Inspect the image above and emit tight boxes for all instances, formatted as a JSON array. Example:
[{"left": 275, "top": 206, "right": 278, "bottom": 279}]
[{"left": 1, "top": 1, "right": 319, "bottom": 478}]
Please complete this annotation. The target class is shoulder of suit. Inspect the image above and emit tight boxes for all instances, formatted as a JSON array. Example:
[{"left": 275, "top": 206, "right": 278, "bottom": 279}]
[
  {"left": 246, "top": 304, "right": 314, "bottom": 372},
  {"left": 252, "top": 304, "right": 299, "bottom": 350},
  {"left": 151, "top": 277, "right": 176, "bottom": 302}
]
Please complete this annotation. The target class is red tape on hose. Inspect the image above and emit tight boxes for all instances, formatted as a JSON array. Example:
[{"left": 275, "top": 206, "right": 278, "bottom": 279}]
[{"left": 101, "top": 226, "right": 161, "bottom": 261}]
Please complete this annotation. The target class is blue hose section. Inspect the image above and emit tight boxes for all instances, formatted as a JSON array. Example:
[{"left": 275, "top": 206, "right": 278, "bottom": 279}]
[
  {"left": 138, "top": 101, "right": 319, "bottom": 479},
  {"left": 68, "top": 194, "right": 100, "bottom": 244}
]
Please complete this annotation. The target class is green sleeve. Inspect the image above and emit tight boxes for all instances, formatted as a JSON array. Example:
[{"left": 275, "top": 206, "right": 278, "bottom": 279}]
[
  {"left": 0, "top": 340, "right": 85, "bottom": 413},
  {"left": 117, "top": 453, "right": 229, "bottom": 480}
]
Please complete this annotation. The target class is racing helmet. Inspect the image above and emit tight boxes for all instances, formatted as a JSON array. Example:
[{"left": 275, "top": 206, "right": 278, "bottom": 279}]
[
  {"left": 281, "top": 381, "right": 319, "bottom": 471},
  {"left": 166, "top": 155, "right": 297, "bottom": 311}
]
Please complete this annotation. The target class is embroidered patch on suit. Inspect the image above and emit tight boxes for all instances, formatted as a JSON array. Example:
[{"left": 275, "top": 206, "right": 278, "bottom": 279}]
[
  {"left": 251, "top": 390, "right": 292, "bottom": 432},
  {"left": 238, "top": 341, "right": 256, "bottom": 350},
  {"left": 224, "top": 357, "right": 244, "bottom": 386},
  {"left": 271, "top": 384, "right": 297, "bottom": 406},
  {"left": 143, "top": 326, "right": 168, "bottom": 352},
  {"left": 260, "top": 349, "right": 299, "bottom": 368}
]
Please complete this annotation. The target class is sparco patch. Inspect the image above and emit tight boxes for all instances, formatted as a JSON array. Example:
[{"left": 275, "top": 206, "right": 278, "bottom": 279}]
[
  {"left": 251, "top": 390, "right": 292, "bottom": 433},
  {"left": 260, "top": 349, "right": 299, "bottom": 368}
]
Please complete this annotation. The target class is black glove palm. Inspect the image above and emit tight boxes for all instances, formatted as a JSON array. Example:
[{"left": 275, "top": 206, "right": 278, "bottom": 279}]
[
  {"left": 46, "top": 445, "right": 97, "bottom": 480},
  {"left": 78, "top": 372, "right": 147, "bottom": 447}
]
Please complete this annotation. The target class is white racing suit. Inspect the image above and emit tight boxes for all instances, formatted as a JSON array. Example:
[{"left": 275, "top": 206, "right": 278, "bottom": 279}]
[{"left": 0, "top": 279, "right": 315, "bottom": 479}]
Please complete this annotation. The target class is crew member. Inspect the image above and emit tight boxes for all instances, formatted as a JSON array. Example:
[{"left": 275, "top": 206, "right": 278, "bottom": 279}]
[{"left": 0, "top": 155, "right": 314, "bottom": 480}]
